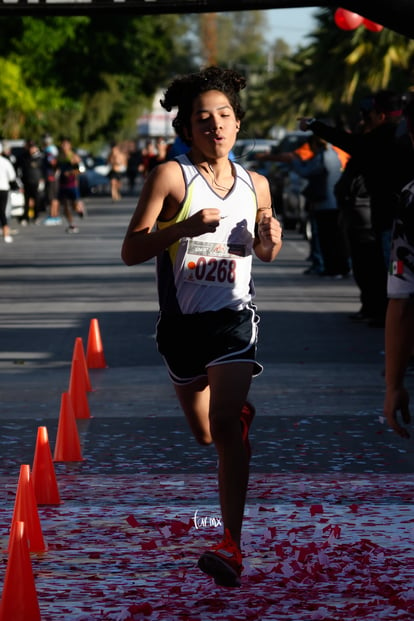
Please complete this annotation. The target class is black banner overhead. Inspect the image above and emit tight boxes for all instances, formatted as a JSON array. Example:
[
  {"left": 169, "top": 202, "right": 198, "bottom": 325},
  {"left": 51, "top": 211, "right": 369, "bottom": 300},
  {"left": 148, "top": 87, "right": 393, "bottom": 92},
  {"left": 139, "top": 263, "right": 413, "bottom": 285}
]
[{"left": 0, "top": 0, "right": 412, "bottom": 39}]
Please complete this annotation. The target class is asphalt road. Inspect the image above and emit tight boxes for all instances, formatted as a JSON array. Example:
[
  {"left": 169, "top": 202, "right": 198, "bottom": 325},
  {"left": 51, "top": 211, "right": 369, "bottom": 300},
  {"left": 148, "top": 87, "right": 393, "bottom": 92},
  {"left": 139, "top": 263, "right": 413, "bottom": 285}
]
[
  {"left": 1, "top": 192, "right": 414, "bottom": 621},
  {"left": 0, "top": 193, "right": 412, "bottom": 474}
]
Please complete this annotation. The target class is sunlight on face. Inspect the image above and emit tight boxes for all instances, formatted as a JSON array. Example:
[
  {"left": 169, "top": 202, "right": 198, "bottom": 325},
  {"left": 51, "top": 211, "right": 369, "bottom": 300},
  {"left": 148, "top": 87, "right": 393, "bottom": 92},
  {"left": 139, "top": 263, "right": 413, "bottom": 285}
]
[{"left": 189, "top": 90, "right": 239, "bottom": 157}]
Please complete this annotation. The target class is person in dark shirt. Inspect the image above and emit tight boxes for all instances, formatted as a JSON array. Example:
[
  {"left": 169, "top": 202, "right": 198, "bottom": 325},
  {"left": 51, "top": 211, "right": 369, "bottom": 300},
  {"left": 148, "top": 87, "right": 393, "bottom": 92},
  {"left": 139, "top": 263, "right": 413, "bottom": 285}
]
[
  {"left": 42, "top": 134, "right": 61, "bottom": 225},
  {"left": 17, "top": 139, "right": 44, "bottom": 224},
  {"left": 57, "top": 137, "right": 85, "bottom": 234},
  {"left": 334, "top": 109, "right": 388, "bottom": 323},
  {"left": 299, "top": 89, "right": 414, "bottom": 326}
]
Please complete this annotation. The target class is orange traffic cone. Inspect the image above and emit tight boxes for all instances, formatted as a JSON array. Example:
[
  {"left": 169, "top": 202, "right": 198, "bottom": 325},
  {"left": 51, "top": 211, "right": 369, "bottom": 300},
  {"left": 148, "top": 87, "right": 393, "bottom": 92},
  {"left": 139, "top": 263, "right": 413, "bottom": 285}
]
[
  {"left": 86, "top": 317, "right": 108, "bottom": 369},
  {"left": 9, "top": 465, "right": 47, "bottom": 554},
  {"left": 69, "top": 358, "right": 92, "bottom": 419},
  {"left": 53, "top": 392, "right": 84, "bottom": 462},
  {"left": 0, "top": 521, "right": 41, "bottom": 621},
  {"left": 31, "top": 426, "right": 61, "bottom": 505},
  {"left": 72, "top": 336, "right": 92, "bottom": 392}
]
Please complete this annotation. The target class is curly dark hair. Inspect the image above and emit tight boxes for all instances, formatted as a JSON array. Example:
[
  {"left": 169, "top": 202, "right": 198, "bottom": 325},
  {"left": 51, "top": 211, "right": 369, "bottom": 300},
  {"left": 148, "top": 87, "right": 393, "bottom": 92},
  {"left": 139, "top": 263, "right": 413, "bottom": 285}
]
[{"left": 160, "top": 66, "right": 246, "bottom": 146}]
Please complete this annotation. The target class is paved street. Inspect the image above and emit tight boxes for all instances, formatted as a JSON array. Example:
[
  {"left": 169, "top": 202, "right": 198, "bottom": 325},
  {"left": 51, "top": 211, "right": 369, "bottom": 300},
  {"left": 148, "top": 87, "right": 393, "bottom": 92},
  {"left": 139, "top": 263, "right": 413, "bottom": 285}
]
[{"left": 0, "top": 194, "right": 413, "bottom": 620}]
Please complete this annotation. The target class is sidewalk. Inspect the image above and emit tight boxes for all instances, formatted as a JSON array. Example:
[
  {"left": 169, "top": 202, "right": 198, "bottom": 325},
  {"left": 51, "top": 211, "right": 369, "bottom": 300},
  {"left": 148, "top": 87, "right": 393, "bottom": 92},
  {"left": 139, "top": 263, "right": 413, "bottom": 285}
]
[{"left": 0, "top": 196, "right": 413, "bottom": 620}]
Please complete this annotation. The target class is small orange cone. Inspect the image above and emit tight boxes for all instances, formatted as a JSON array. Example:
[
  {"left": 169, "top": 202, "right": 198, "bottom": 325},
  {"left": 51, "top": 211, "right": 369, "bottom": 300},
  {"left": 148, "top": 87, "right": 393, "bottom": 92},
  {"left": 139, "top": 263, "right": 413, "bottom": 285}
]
[
  {"left": 72, "top": 336, "right": 92, "bottom": 392},
  {"left": 53, "top": 392, "right": 84, "bottom": 462},
  {"left": 86, "top": 317, "right": 108, "bottom": 368},
  {"left": 0, "top": 521, "right": 41, "bottom": 621},
  {"left": 9, "top": 465, "right": 47, "bottom": 554},
  {"left": 31, "top": 426, "right": 61, "bottom": 505},
  {"left": 69, "top": 358, "right": 92, "bottom": 419}
]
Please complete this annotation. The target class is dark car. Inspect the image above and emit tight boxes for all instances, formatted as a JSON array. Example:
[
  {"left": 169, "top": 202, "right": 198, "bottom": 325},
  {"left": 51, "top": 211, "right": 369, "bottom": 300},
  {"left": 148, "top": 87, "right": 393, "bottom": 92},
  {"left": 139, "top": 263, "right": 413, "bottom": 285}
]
[{"left": 78, "top": 156, "right": 110, "bottom": 196}]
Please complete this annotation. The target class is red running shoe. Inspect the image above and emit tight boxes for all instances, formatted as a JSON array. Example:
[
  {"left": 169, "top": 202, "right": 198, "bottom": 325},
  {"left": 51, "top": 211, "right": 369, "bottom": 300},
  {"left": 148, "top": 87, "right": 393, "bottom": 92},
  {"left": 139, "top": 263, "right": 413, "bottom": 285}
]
[
  {"left": 198, "top": 528, "right": 243, "bottom": 587},
  {"left": 240, "top": 401, "right": 255, "bottom": 460}
]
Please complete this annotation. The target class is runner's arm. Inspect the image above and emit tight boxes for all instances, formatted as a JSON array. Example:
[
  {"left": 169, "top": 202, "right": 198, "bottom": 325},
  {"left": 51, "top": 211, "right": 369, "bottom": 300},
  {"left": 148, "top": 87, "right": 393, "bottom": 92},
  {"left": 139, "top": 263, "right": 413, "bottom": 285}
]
[
  {"left": 121, "top": 162, "right": 222, "bottom": 265},
  {"left": 251, "top": 171, "right": 283, "bottom": 262},
  {"left": 384, "top": 298, "right": 414, "bottom": 438}
]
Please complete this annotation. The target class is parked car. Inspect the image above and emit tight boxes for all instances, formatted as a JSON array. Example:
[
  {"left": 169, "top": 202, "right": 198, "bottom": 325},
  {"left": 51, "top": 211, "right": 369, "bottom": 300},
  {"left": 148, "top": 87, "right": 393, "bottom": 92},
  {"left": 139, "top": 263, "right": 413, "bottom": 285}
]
[
  {"left": 91, "top": 156, "right": 110, "bottom": 177},
  {"left": 78, "top": 156, "right": 110, "bottom": 196}
]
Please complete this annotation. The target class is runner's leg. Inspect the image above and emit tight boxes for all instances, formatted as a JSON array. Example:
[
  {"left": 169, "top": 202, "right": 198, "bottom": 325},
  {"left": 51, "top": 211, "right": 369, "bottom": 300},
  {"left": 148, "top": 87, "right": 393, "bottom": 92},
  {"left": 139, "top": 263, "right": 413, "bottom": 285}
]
[
  {"left": 174, "top": 377, "right": 212, "bottom": 446},
  {"left": 207, "top": 362, "right": 253, "bottom": 547}
]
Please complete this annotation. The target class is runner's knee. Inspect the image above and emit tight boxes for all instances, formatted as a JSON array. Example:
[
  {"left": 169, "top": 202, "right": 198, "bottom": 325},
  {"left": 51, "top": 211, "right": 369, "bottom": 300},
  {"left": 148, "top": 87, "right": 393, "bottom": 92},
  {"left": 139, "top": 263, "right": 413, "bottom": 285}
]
[
  {"left": 209, "top": 410, "right": 240, "bottom": 443},
  {"left": 196, "top": 433, "right": 213, "bottom": 446}
]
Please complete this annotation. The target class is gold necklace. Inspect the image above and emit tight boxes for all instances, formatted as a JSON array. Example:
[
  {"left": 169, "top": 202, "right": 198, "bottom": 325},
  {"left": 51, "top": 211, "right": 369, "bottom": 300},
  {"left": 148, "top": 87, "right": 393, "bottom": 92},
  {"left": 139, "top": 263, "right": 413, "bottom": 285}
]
[{"left": 198, "top": 163, "right": 232, "bottom": 192}]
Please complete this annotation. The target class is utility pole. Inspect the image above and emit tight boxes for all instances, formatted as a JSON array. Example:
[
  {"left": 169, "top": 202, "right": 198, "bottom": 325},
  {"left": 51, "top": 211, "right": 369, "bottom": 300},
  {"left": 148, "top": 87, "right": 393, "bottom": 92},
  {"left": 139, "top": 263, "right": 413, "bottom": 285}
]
[{"left": 200, "top": 12, "right": 218, "bottom": 67}]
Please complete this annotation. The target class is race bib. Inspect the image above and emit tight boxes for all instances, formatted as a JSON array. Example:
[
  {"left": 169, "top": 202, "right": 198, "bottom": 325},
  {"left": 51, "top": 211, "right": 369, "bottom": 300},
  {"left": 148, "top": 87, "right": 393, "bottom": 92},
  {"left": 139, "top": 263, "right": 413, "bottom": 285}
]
[{"left": 183, "top": 239, "right": 247, "bottom": 287}]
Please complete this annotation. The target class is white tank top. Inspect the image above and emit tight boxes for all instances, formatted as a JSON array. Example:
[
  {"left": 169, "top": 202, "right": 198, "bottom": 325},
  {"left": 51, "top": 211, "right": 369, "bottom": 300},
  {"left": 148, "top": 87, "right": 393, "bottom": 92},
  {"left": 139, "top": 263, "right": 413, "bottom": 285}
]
[{"left": 157, "top": 154, "right": 258, "bottom": 314}]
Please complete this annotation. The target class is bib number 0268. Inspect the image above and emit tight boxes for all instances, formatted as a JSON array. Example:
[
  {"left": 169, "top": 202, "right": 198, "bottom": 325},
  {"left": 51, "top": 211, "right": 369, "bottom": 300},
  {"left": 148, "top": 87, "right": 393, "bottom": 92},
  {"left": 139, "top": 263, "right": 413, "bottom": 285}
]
[{"left": 190, "top": 256, "right": 237, "bottom": 284}]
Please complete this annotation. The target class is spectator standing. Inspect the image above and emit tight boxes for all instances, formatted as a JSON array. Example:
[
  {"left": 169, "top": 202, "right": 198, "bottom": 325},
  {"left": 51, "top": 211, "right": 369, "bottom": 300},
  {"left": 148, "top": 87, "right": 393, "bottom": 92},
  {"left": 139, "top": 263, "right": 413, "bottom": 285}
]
[
  {"left": 146, "top": 136, "right": 168, "bottom": 173},
  {"left": 383, "top": 98, "right": 414, "bottom": 439},
  {"left": 107, "top": 142, "right": 127, "bottom": 201},
  {"left": 299, "top": 90, "right": 414, "bottom": 323},
  {"left": 1, "top": 141, "right": 17, "bottom": 168},
  {"left": 292, "top": 135, "right": 350, "bottom": 277},
  {"left": 17, "top": 139, "right": 44, "bottom": 224},
  {"left": 126, "top": 141, "right": 143, "bottom": 195},
  {"left": 256, "top": 136, "right": 349, "bottom": 275},
  {"left": 139, "top": 140, "right": 157, "bottom": 178},
  {"left": 336, "top": 155, "right": 387, "bottom": 321},
  {"left": 267, "top": 135, "right": 349, "bottom": 276},
  {"left": 334, "top": 107, "right": 388, "bottom": 323},
  {"left": 57, "top": 137, "right": 84, "bottom": 234},
  {"left": 42, "top": 134, "right": 62, "bottom": 225},
  {"left": 0, "top": 141, "right": 18, "bottom": 243}
]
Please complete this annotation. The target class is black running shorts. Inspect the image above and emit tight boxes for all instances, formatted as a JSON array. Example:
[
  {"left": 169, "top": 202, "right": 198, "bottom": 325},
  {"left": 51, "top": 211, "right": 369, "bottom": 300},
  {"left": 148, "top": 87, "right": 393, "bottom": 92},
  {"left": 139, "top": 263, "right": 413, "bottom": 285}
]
[{"left": 156, "top": 304, "right": 263, "bottom": 384}]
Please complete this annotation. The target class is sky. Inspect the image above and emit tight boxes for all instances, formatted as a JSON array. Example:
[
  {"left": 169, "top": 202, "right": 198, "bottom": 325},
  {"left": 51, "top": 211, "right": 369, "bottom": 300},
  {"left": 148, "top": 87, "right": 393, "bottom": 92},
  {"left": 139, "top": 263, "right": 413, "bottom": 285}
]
[{"left": 264, "top": 7, "right": 318, "bottom": 49}]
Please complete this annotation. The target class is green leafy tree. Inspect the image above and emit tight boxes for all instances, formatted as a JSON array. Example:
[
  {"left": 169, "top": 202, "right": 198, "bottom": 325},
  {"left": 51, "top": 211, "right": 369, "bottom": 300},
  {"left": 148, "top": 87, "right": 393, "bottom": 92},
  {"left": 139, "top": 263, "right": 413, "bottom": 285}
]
[
  {"left": 247, "top": 8, "right": 414, "bottom": 136},
  {"left": 0, "top": 58, "right": 36, "bottom": 137},
  {"left": 300, "top": 9, "right": 414, "bottom": 111},
  {"left": 189, "top": 12, "right": 268, "bottom": 72},
  {"left": 216, "top": 11, "right": 267, "bottom": 71},
  {"left": 0, "top": 15, "right": 193, "bottom": 145}
]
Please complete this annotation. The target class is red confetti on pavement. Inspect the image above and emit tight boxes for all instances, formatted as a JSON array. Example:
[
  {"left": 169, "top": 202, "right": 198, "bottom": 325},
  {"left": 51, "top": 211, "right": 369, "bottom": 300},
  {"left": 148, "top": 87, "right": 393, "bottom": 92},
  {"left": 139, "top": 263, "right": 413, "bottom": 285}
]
[
  {"left": 0, "top": 472, "right": 413, "bottom": 620},
  {"left": 310, "top": 504, "right": 324, "bottom": 516}
]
